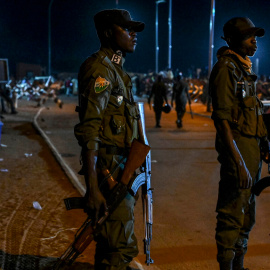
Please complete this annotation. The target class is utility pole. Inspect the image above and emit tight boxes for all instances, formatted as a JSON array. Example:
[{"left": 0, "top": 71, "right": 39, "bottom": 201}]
[
  {"left": 168, "top": 0, "right": 172, "bottom": 69},
  {"left": 208, "top": 0, "right": 215, "bottom": 78},
  {"left": 155, "top": 0, "right": 166, "bottom": 74},
  {"left": 48, "top": 0, "right": 54, "bottom": 76}
]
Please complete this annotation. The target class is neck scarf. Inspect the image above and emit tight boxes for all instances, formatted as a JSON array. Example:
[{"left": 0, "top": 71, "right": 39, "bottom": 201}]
[{"left": 223, "top": 48, "right": 252, "bottom": 73}]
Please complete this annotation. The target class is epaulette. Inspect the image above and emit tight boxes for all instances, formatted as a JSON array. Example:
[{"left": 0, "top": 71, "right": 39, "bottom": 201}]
[
  {"left": 101, "top": 55, "right": 111, "bottom": 68},
  {"left": 221, "top": 55, "right": 243, "bottom": 81}
]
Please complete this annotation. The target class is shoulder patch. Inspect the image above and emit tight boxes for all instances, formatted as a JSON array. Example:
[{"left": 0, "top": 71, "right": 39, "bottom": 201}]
[{"left": 94, "top": 76, "right": 110, "bottom": 93}]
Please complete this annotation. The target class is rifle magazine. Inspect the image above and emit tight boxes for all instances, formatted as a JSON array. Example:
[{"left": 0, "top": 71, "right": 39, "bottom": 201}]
[
  {"left": 64, "top": 197, "right": 85, "bottom": 210},
  {"left": 129, "top": 173, "right": 146, "bottom": 195},
  {"left": 252, "top": 175, "right": 270, "bottom": 196}
]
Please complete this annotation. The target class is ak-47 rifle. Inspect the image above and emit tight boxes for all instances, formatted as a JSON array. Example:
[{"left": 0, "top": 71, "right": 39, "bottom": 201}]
[
  {"left": 130, "top": 102, "right": 154, "bottom": 265},
  {"left": 53, "top": 138, "right": 150, "bottom": 269}
]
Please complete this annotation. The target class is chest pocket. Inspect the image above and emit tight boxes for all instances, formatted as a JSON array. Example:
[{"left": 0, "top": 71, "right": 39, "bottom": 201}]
[
  {"left": 125, "top": 103, "right": 139, "bottom": 146},
  {"left": 257, "top": 98, "right": 268, "bottom": 138},
  {"left": 235, "top": 95, "right": 267, "bottom": 137},
  {"left": 231, "top": 79, "right": 258, "bottom": 136},
  {"left": 240, "top": 96, "right": 257, "bottom": 136},
  {"left": 101, "top": 93, "right": 126, "bottom": 147}
]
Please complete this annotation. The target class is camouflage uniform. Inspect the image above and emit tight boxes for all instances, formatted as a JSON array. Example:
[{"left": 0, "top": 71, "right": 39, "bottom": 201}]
[
  {"left": 74, "top": 47, "right": 140, "bottom": 270},
  {"left": 210, "top": 48, "right": 267, "bottom": 266}
]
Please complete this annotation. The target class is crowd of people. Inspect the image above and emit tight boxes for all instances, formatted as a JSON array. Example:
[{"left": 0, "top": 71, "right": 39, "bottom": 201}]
[
  {"left": 0, "top": 76, "right": 79, "bottom": 118},
  {"left": 3, "top": 69, "right": 270, "bottom": 124}
]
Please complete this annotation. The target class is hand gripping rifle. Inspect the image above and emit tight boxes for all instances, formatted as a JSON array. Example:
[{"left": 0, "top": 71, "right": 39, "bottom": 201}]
[
  {"left": 129, "top": 102, "right": 154, "bottom": 265},
  {"left": 53, "top": 138, "right": 150, "bottom": 269}
]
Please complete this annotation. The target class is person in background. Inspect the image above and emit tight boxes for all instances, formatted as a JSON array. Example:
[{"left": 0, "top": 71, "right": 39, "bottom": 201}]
[
  {"left": 148, "top": 74, "right": 168, "bottom": 128},
  {"left": 171, "top": 74, "right": 191, "bottom": 128},
  {"left": 0, "top": 83, "right": 18, "bottom": 114},
  {"left": 65, "top": 77, "right": 72, "bottom": 96}
]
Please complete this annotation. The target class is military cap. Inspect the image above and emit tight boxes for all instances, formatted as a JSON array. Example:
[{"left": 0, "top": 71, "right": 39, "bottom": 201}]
[
  {"left": 94, "top": 9, "right": 145, "bottom": 32},
  {"left": 222, "top": 17, "right": 265, "bottom": 40}
]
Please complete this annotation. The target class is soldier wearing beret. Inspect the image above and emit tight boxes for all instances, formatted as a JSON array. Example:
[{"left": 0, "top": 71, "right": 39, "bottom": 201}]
[
  {"left": 209, "top": 17, "right": 269, "bottom": 270},
  {"left": 74, "top": 9, "right": 145, "bottom": 270}
]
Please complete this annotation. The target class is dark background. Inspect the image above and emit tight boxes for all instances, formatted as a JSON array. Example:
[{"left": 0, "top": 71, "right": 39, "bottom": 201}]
[{"left": 1, "top": 0, "right": 270, "bottom": 78}]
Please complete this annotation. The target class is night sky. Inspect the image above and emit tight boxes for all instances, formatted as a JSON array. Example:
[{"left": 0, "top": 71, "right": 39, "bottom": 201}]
[{"left": 1, "top": 0, "right": 270, "bottom": 78}]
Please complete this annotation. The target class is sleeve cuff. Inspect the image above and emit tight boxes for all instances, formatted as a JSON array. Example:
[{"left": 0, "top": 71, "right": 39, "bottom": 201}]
[
  {"left": 212, "top": 109, "right": 232, "bottom": 122},
  {"left": 86, "top": 140, "right": 99, "bottom": 151}
]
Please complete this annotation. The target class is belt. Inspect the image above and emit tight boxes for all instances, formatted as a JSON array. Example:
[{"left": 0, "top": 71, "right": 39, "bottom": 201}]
[{"left": 100, "top": 145, "right": 128, "bottom": 156}]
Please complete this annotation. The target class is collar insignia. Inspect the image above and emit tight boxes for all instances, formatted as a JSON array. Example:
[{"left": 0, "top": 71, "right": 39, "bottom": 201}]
[
  {"left": 111, "top": 53, "right": 122, "bottom": 64},
  {"left": 94, "top": 76, "right": 110, "bottom": 93}
]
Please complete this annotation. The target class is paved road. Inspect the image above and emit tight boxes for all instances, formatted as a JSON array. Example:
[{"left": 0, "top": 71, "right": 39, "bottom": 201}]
[{"left": 1, "top": 96, "right": 270, "bottom": 270}]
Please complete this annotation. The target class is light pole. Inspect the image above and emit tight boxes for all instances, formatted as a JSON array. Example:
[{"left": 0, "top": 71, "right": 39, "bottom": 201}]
[
  {"left": 48, "top": 0, "right": 54, "bottom": 76},
  {"left": 168, "top": 0, "right": 172, "bottom": 69},
  {"left": 208, "top": 0, "right": 215, "bottom": 78},
  {"left": 155, "top": 0, "right": 166, "bottom": 74}
]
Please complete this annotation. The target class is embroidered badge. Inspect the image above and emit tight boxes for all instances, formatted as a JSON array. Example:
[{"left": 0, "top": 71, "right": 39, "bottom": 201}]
[
  {"left": 111, "top": 54, "right": 121, "bottom": 64},
  {"left": 94, "top": 76, "right": 110, "bottom": 93}
]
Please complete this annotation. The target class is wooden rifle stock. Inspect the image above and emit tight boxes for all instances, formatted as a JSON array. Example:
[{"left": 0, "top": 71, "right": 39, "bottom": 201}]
[{"left": 120, "top": 139, "right": 150, "bottom": 186}]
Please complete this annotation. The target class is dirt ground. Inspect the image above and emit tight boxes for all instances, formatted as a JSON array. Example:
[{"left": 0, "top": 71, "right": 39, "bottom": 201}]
[{"left": 0, "top": 104, "right": 95, "bottom": 270}]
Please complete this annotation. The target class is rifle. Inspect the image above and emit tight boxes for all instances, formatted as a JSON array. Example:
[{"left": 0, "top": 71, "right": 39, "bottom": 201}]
[
  {"left": 252, "top": 176, "right": 270, "bottom": 196},
  {"left": 132, "top": 102, "right": 154, "bottom": 265},
  {"left": 53, "top": 138, "right": 150, "bottom": 269}
]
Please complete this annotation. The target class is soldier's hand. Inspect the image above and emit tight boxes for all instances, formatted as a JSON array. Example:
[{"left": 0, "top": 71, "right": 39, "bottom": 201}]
[
  {"left": 237, "top": 159, "right": 252, "bottom": 189},
  {"left": 85, "top": 189, "right": 107, "bottom": 224}
]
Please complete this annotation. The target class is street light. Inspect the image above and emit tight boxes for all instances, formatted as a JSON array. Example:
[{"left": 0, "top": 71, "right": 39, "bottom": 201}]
[
  {"left": 155, "top": 0, "right": 166, "bottom": 74},
  {"left": 48, "top": 0, "right": 54, "bottom": 76}
]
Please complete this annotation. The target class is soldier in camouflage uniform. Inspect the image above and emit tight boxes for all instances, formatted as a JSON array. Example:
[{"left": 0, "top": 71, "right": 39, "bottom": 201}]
[
  {"left": 209, "top": 17, "right": 269, "bottom": 270},
  {"left": 74, "top": 9, "right": 145, "bottom": 270}
]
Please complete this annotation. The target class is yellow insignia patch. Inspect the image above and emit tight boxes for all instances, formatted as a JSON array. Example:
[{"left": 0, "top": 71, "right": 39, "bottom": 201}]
[{"left": 94, "top": 76, "right": 110, "bottom": 93}]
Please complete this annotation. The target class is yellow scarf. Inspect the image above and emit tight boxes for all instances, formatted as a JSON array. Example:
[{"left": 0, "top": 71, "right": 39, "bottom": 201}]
[{"left": 224, "top": 49, "right": 252, "bottom": 73}]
